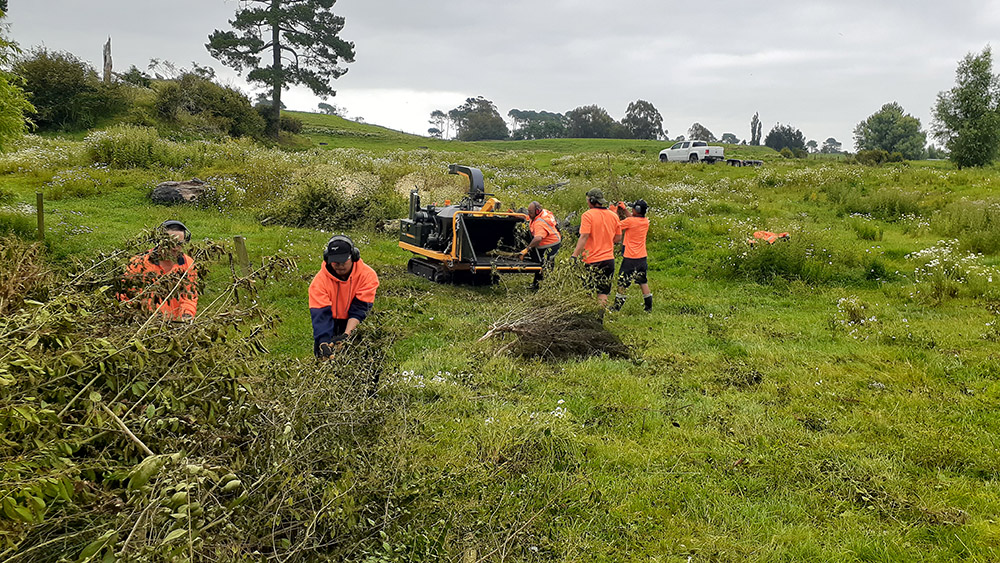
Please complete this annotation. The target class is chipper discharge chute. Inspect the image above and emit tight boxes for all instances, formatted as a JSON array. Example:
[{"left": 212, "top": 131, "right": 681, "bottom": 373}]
[{"left": 399, "top": 164, "right": 542, "bottom": 284}]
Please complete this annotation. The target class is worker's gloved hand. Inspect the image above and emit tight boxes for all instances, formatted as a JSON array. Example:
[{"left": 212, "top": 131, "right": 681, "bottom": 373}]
[
  {"left": 318, "top": 341, "right": 335, "bottom": 359},
  {"left": 570, "top": 255, "right": 581, "bottom": 265},
  {"left": 318, "top": 334, "right": 350, "bottom": 359},
  {"left": 519, "top": 248, "right": 529, "bottom": 260}
]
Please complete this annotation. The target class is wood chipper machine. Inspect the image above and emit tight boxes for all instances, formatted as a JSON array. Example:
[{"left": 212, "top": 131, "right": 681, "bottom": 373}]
[{"left": 399, "top": 164, "right": 542, "bottom": 284}]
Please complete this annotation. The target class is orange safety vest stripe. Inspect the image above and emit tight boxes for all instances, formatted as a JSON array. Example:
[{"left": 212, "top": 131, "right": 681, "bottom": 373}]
[{"left": 531, "top": 208, "right": 561, "bottom": 247}]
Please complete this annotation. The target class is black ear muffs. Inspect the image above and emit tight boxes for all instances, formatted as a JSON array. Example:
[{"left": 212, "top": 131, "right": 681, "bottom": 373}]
[
  {"left": 160, "top": 220, "right": 191, "bottom": 242},
  {"left": 323, "top": 234, "right": 360, "bottom": 263}
]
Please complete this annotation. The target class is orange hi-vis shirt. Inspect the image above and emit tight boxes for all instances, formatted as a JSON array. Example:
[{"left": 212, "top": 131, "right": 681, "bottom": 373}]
[
  {"left": 530, "top": 208, "right": 561, "bottom": 248},
  {"left": 120, "top": 251, "right": 198, "bottom": 320},
  {"left": 308, "top": 259, "right": 379, "bottom": 353},
  {"left": 580, "top": 207, "right": 621, "bottom": 263},
  {"left": 620, "top": 216, "right": 650, "bottom": 259}
]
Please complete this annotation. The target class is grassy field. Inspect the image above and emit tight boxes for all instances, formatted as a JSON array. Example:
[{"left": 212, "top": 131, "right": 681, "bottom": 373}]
[{"left": 3, "top": 114, "right": 1000, "bottom": 561}]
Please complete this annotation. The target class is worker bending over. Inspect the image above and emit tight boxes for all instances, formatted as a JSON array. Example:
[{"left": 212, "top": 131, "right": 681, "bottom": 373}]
[
  {"left": 119, "top": 220, "right": 198, "bottom": 321},
  {"left": 571, "top": 188, "right": 622, "bottom": 307},
  {"left": 611, "top": 200, "right": 652, "bottom": 312},
  {"left": 309, "top": 235, "right": 379, "bottom": 358},
  {"left": 520, "top": 201, "right": 562, "bottom": 290}
]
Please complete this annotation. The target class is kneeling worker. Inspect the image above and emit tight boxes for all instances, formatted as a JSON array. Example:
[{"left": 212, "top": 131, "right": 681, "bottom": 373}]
[
  {"left": 309, "top": 235, "right": 379, "bottom": 358},
  {"left": 119, "top": 220, "right": 198, "bottom": 321},
  {"left": 520, "top": 201, "right": 562, "bottom": 290}
]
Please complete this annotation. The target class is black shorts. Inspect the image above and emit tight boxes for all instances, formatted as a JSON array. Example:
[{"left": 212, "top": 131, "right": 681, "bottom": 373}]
[
  {"left": 584, "top": 259, "right": 615, "bottom": 295},
  {"left": 618, "top": 257, "right": 648, "bottom": 287}
]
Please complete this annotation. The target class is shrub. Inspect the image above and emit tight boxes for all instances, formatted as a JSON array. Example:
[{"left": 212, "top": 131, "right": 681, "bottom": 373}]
[
  {"left": 84, "top": 124, "right": 165, "bottom": 168},
  {"left": 718, "top": 234, "right": 847, "bottom": 284},
  {"left": 854, "top": 149, "right": 903, "bottom": 166},
  {"left": 0, "top": 235, "right": 50, "bottom": 315},
  {"left": 907, "top": 239, "right": 999, "bottom": 303},
  {"left": 0, "top": 70, "right": 33, "bottom": 152},
  {"left": 14, "top": 48, "right": 129, "bottom": 131},
  {"left": 0, "top": 202, "right": 35, "bottom": 238},
  {"left": 780, "top": 147, "right": 794, "bottom": 159},
  {"left": 0, "top": 135, "right": 85, "bottom": 173},
  {"left": 849, "top": 215, "right": 884, "bottom": 241},
  {"left": 933, "top": 198, "right": 1000, "bottom": 255},
  {"left": 265, "top": 167, "right": 407, "bottom": 230},
  {"left": 834, "top": 187, "right": 923, "bottom": 222},
  {"left": 155, "top": 73, "right": 265, "bottom": 139},
  {"left": 280, "top": 113, "right": 304, "bottom": 134},
  {"left": 119, "top": 65, "right": 152, "bottom": 88}
]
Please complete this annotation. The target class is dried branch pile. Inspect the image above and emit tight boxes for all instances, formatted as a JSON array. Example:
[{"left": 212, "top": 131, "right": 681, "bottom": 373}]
[{"left": 480, "top": 292, "right": 628, "bottom": 360}]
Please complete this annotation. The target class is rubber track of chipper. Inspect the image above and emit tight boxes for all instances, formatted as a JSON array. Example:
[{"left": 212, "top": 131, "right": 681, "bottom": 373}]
[{"left": 407, "top": 257, "right": 451, "bottom": 283}]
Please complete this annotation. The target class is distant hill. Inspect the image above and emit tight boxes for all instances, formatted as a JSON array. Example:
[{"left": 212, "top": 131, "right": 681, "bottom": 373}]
[{"left": 288, "top": 111, "right": 781, "bottom": 160}]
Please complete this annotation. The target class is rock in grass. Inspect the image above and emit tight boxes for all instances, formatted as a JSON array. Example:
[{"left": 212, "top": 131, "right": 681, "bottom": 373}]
[{"left": 151, "top": 178, "right": 208, "bottom": 205}]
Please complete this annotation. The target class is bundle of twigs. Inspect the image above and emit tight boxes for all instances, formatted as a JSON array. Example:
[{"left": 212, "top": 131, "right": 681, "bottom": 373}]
[{"left": 479, "top": 290, "right": 628, "bottom": 359}]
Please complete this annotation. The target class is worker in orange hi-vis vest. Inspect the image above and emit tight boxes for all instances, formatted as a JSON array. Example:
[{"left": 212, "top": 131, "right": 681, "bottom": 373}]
[
  {"left": 570, "top": 188, "right": 622, "bottom": 307},
  {"left": 308, "top": 235, "right": 379, "bottom": 359},
  {"left": 519, "top": 201, "right": 562, "bottom": 290},
  {"left": 118, "top": 220, "right": 198, "bottom": 321},
  {"left": 611, "top": 200, "right": 652, "bottom": 312}
]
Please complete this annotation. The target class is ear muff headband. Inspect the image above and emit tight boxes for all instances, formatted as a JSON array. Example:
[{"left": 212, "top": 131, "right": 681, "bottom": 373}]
[
  {"left": 323, "top": 234, "right": 360, "bottom": 263},
  {"left": 160, "top": 220, "right": 191, "bottom": 242}
]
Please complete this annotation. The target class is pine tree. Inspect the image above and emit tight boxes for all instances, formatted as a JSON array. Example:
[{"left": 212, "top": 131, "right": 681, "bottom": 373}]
[{"left": 207, "top": 0, "right": 354, "bottom": 138}]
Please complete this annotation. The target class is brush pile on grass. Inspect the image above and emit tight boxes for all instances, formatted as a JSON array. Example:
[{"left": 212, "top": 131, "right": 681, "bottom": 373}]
[
  {"left": 0, "top": 236, "right": 52, "bottom": 315},
  {"left": 480, "top": 266, "right": 629, "bottom": 359},
  {"left": 0, "top": 235, "right": 413, "bottom": 562}
]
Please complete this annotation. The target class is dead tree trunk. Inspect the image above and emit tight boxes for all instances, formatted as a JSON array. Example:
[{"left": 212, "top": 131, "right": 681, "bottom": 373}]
[{"left": 103, "top": 37, "right": 112, "bottom": 83}]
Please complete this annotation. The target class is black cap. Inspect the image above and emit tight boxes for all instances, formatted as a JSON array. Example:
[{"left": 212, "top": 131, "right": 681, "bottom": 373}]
[
  {"left": 325, "top": 238, "right": 354, "bottom": 262},
  {"left": 631, "top": 199, "right": 648, "bottom": 216},
  {"left": 159, "top": 220, "right": 190, "bottom": 242}
]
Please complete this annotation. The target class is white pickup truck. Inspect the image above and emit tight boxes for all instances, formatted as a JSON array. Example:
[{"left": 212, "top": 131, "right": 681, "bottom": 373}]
[{"left": 658, "top": 140, "right": 725, "bottom": 163}]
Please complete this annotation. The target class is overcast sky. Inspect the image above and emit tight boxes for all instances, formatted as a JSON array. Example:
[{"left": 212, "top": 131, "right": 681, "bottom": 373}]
[{"left": 7, "top": 1, "right": 1000, "bottom": 150}]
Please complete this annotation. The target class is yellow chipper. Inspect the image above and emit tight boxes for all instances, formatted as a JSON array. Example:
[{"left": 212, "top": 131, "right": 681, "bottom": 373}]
[{"left": 399, "top": 164, "right": 541, "bottom": 284}]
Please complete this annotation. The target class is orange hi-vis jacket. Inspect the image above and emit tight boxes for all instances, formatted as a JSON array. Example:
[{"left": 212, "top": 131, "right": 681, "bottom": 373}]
[
  {"left": 620, "top": 216, "right": 650, "bottom": 259},
  {"left": 119, "top": 250, "right": 198, "bottom": 320},
  {"left": 580, "top": 207, "right": 621, "bottom": 263},
  {"left": 308, "top": 259, "right": 379, "bottom": 354},
  {"left": 748, "top": 230, "right": 790, "bottom": 245},
  {"left": 530, "top": 208, "right": 561, "bottom": 248}
]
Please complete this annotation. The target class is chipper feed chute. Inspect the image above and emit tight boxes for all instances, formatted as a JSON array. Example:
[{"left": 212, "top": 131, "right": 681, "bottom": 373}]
[{"left": 399, "top": 165, "right": 542, "bottom": 284}]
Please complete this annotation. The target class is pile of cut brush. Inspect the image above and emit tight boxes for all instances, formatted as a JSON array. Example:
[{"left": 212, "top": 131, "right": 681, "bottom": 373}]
[{"left": 480, "top": 273, "right": 628, "bottom": 359}]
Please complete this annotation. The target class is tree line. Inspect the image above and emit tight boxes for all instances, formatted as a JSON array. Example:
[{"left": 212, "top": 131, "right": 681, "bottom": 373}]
[
  {"left": 427, "top": 98, "right": 668, "bottom": 142},
  {"left": 428, "top": 99, "right": 848, "bottom": 158}
]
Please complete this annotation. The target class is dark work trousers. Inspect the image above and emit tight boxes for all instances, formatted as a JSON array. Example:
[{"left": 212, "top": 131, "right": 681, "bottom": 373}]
[{"left": 531, "top": 242, "right": 561, "bottom": 285}]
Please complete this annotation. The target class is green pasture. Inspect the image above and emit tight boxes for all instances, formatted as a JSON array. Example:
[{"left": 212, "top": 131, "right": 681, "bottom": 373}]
[{"left": 2, "top": 113, "right": 1000, "bottom": 561}]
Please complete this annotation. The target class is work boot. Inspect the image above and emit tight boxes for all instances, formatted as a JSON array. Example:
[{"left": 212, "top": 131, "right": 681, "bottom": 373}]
[
  {"left": 643, "top": 293, "right": 653, "bottom": 312},
  {"left": 610, "top": 294, "right": 626, "bottom": 312}
]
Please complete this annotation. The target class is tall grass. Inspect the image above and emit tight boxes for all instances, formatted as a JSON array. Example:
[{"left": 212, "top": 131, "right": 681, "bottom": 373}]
[{"left": 933, "top": 198, "right": 1000, "bottom": 254}]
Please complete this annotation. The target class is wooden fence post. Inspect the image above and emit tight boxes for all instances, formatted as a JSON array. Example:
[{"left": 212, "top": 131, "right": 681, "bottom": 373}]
[
  {"left": 36, "top": 192, "right": 44, "bottom": 241},
  {"left": 233, "top": 236, "right": 250, "bottom": 275}
]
